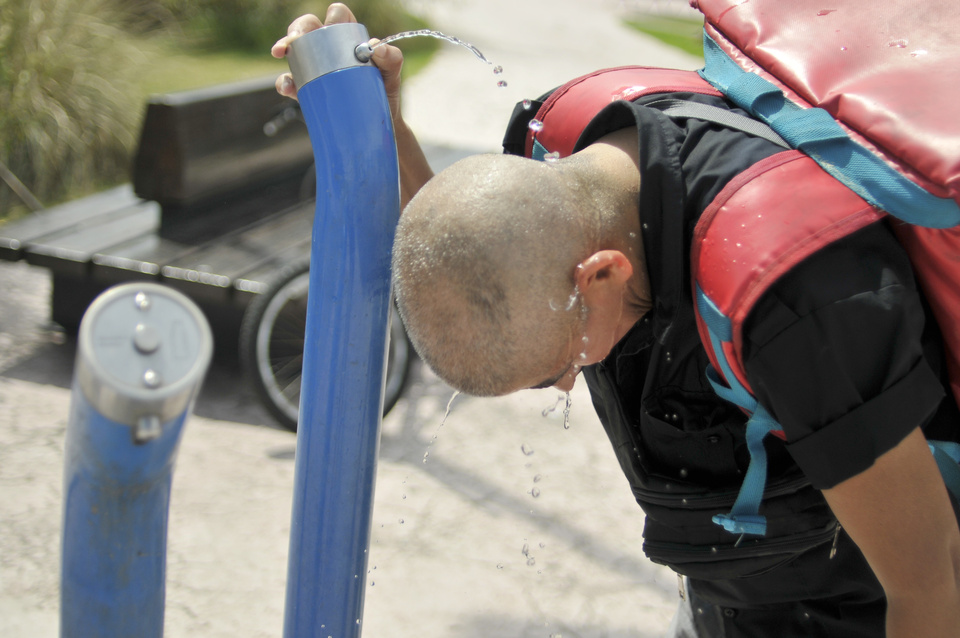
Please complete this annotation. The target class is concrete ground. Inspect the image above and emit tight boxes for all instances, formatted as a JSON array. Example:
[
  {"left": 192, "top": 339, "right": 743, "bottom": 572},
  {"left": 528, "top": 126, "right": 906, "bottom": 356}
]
[{"left": 0, "top": 1, "right": 704, "bottom": 636}]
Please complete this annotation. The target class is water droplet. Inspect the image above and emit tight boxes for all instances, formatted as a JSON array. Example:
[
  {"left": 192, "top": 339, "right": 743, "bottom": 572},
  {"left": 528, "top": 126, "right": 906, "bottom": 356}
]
[
  {"left": 539, "top": 542, "right": 546, "bottom": 549},
  {"left": 533, "top": 474, "right": 542, "bottom": 483},
  {"left": 887, "top": 38, "right": 908, "bottom": 48},
  {"left": 910, "top": 49, "right": 928, "bottom": 57},
  {"left": 401, "top": 493, "right": 407, "bottom": 499},
  {"left": 497, "top": 80, "right": 508, "bottom": 88},
  {"left": 679, "top": 468, "right": 689, "bottom": 478},
  {"left": 493, "top": 65, "right": 503, "bottom": 74},
  {"left": 422, "top": 451, "right": 429, "bottom": 463},
  {"left": 840, "top": 46, "right": 848, "bottom": 52},
  {"left": 816, "top": 8, "right": 836, "bottom": 16},
  {"left": 521, "top": 443, "right": 535, "bottom": 456},
  {"left": 526, "top": 556, "right": 536, "bottom": 566},
  {"left": 399, "top": 518, "right": 405, "bottom": 524},
  {"left": 522, "top": 543, "right": 530, "bottom": 556},
  {"left": 543, "top": 151, "right": 560, "bottom": 162},
  {"left": 542, "top": 394, "right": 564, "bottom": 417},
  {"left": 496, "top": 562, "right": 504, "bottom": 569},
  {"left": 528, "top": 118, "right": 544, "bottom": 133},
  {"left": 530, "top": 487, "right": 541, "bottom": 498},
  {"left": 522, "top": 99, "right": 532, "bottom": 110},
  {"left": 561, "top": 392, "right": 573, "bottom": 430}
]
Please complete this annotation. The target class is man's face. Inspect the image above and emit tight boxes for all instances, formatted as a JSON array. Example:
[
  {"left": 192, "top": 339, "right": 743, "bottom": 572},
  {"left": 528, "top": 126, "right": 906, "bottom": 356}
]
[{"left": 522, "top": 305, "right": 623, "bottom": 393}]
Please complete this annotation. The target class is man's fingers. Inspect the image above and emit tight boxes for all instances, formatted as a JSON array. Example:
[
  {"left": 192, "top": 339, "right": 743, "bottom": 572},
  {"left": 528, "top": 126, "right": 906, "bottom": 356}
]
[
  {"left": 271, "top": 13, "right": 323, "bottom": 58},
  {"left": 371, "top": 41, "right": 403, "bottom": 81},
  {"left": 324, "top": 3, "right": 358, "bottom": 25},
  {"left": 275, "top": 73, "right": 298, "bottom": 100}
]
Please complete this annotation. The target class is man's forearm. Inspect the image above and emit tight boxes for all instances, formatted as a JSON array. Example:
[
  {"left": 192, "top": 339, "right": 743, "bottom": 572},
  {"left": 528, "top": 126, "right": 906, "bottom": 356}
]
[
  {"left": 886, "top": 588, "right": 960, "bottom": 638},
  {"left": 394, "top": 118, "right": 433, "bottom": 209}
]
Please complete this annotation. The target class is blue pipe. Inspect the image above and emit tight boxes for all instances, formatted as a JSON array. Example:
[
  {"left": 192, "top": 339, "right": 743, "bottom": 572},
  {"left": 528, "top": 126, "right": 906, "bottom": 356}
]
[
  {"left": 61, "top": 283, "right": 212, "bottom": 637},
  {"left": 283, "top": 24, "right": 400, "bottom": 637}
]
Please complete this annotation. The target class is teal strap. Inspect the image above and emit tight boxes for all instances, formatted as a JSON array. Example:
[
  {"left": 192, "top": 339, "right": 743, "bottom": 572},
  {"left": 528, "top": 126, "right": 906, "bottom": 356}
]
[
  {"left": 929, "top": 441, "right": 960, "bottom": 498},
  {"left": 531, "top": 138, "right": 549, "bottom": 161},
  {"left": 696, "top": 286, "right": 775, "bottom": 536},
  {"left": 699, "top": 29, "right": 960, "bottom": 229},
  {"left": 712, "top": 401, "right": 780, "bottom": 536}
]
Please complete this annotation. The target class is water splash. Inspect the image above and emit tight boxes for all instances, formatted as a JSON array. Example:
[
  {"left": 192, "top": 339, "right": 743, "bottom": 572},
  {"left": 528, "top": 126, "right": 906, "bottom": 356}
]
[
  {"left": 887, "top": 38, "right": 908, "bottom": 48},
  {"left": 521, "top": 443, "right": 535, "bottom": 456},
  {"left": 423, "top": 390, "right": 460, "bottom": 463},
  {"left": 548, "top": 286, "right": 580, "bottom": 312},
  {"left": 542, "top": 394, "right": 565, "bottom": 417},
  {"left": 375, "top": 29, "right": 492, "bottom": 63},
  {"left": 561, "top": 392, "right": 573, "bottom": 430},
  {"left": 366, "top": 29, "right": 506, "bottom": 86}
]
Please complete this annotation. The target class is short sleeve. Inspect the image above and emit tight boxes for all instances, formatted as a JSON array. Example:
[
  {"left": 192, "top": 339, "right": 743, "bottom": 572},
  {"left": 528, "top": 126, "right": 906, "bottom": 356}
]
[{"left": 741, "top": 222, "right": 946, "bottom": 489}]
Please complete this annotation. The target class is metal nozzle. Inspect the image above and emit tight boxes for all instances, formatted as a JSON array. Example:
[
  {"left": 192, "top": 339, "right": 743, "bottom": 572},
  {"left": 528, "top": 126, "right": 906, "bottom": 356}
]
[{"left": 355, "top": 42, "right": 374, "bottom": 63}]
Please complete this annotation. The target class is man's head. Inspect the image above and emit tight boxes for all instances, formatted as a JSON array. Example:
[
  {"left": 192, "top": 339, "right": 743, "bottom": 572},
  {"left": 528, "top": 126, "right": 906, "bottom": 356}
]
[
  {"left": 392, "top": 144, "right": 647, "bottom": 397},
  {"left": 392, "top": 154, "right": 595, "bottom": 396}
]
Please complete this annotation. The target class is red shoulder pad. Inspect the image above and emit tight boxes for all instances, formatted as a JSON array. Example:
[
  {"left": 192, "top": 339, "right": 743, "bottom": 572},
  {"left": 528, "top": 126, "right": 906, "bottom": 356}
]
[{"left": 527, "top": 67, "right": 720, "bottom": 159}]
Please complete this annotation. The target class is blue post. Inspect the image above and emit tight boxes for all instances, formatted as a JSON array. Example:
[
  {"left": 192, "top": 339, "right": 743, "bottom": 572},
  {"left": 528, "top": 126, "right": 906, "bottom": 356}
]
[
  {"left": 283, "top": 23, "right": 400, "bottom": 637},
  {"left": 61, "top": 283, "right": 212, "bottom": 637}
]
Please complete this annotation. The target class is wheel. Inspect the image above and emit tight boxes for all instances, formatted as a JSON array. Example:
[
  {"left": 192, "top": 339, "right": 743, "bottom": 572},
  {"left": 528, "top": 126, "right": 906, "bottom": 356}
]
[{"left": 240, "top": 259, "right": 413, "bottom": 432}]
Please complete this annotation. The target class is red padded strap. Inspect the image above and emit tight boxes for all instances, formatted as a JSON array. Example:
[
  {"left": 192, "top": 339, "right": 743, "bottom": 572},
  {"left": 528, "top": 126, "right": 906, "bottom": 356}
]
[
  {"left": 692, "top": 151, "right": 884, "bottom": 393},
  {"left": 526, "top": 67, "right": 721, "bottom": 158}
]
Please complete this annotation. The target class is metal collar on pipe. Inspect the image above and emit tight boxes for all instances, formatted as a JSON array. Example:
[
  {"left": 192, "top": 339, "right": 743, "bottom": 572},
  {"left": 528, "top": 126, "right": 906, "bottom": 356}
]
[
  {"left": 75, "top": 283, "right": 212, "bottom": 430},
  {"left": 288, "top": 22, "right": 372, "bottom": 89}
]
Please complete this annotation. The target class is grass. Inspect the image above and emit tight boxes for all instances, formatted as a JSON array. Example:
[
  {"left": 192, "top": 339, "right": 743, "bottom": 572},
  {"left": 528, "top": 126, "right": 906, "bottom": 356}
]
[
  {"left": 0, "top": 4, "right": 438, "bottom": 223},
  {"left": 136, "top": 36, "right": 436, "bottom": 99},
  {"left": 623, "top": 13, "right": 705, "bottom": 59}
]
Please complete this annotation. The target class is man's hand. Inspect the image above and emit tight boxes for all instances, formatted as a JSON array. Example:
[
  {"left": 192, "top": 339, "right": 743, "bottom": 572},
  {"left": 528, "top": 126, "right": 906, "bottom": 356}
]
[
  {"left": 270, "top": 3, "right": 433, "bottom": 207},
  {"left": 823, "top": 427, "right": 960, "bottom": 637},
  {"left": 271, "top": 4, "right": 403, "bottom": 123}
]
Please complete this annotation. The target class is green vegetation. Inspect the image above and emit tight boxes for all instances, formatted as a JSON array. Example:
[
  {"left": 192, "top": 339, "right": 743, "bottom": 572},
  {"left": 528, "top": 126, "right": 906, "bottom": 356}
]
[
  {"left": 0, "top": 0, "right": 437, "bottom": 222},
  {"left": 624, "top": 13, "right": 705, "bottom": 59}
]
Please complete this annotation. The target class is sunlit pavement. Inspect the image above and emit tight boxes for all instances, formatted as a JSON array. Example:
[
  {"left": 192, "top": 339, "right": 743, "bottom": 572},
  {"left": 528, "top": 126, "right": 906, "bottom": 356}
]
[{"left": 0, "top": 1, "right": 704, "bottom": 636}]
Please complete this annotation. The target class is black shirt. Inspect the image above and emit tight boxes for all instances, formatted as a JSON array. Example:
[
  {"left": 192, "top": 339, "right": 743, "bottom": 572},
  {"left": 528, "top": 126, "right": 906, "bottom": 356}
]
[{"left": 576, "top": 93, "right": 956, "bottom": 493}]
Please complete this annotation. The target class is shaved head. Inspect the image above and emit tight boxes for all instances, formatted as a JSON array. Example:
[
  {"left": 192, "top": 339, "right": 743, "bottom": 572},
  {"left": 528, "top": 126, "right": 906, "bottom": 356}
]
[{"left": 392, "top": 153, "right": 606, "bottom": 396}]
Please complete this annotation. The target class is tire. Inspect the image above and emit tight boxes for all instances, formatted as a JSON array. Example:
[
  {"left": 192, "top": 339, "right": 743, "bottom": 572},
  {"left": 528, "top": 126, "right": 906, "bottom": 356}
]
[{"left": 240, "top": 259, "right": 412, "bottom": 432}]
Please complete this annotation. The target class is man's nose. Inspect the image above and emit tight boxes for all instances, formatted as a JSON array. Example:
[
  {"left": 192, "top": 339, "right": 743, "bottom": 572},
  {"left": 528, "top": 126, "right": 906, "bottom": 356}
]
[{"left": 553, "top": 372, "right": 577, "bottom": 392}]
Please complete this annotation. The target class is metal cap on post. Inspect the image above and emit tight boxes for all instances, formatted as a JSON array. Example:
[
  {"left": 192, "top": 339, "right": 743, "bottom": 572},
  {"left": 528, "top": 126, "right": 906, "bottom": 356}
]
[
  {"left": 75, "top": 283, "right": 213, "bottom": 440},
  {"left": 287, "top": 22, "right": 372, "bottom": 89}
]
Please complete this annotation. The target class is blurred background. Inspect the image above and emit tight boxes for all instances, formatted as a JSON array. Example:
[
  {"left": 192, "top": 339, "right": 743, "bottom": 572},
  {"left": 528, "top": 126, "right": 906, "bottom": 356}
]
[{"left": 0, "top": 0, "right": 701, "bottom": 222}]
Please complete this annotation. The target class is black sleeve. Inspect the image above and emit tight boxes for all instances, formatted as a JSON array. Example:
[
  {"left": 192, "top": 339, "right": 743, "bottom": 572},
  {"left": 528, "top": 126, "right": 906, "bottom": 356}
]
[{"left": 741, "top": 221, "right": 946, "bottom": 489}]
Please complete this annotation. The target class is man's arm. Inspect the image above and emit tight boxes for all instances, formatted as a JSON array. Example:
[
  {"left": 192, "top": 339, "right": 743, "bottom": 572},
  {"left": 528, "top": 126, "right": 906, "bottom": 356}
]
[
  {"left": 272, "top": 3, "right": 434, "bottom": 208},
  {"left": 822, "top": 426, "right": 960, "bottom": 637}
]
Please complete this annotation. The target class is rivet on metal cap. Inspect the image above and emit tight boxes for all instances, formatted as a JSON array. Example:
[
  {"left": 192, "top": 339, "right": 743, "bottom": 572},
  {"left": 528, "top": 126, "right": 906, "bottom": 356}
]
[
  {"left": 133, "top": 323, "right": 161, "bottom": 354},
  {"left": 134, "top": 291, "right": 151, "bottom": 311},
  {"left": 142, "top": 369, "right": 162, "bottom": 389}
]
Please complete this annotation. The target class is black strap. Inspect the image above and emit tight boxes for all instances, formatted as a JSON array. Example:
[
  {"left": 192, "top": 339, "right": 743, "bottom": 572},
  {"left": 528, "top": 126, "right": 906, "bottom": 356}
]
[{"left": 645, "top": 98, "right": 790, "bottom": 149}]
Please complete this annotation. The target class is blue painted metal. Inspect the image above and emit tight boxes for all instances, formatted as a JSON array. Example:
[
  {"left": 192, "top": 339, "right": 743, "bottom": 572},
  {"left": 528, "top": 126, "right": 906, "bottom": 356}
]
[
  {"left": 60, "top": 283, "right": 212, "bottom": 637},
  {"left": 61, "top": 396, "right": 188, "bottom": 637},
  {"left": 283, "top": 25, "right": 400, "bottom": 638}
]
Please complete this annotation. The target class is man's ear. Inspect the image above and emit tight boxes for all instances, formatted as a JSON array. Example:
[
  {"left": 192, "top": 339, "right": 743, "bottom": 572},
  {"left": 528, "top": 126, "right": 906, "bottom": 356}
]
[{"left": 575, "top": 250, "right": 633, "bottom": 296}]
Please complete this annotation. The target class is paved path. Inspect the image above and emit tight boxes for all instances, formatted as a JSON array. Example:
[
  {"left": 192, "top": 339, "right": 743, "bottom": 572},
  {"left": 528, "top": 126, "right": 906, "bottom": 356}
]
[{"left": 0, "top": 1, "right": 703, "bottom": 636}]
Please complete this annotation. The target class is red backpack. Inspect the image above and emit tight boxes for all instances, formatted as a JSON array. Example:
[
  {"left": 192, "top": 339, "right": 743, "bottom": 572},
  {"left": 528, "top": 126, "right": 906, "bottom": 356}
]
[{"left": 506, "top": 0, "right": 960, "bottom": 537}]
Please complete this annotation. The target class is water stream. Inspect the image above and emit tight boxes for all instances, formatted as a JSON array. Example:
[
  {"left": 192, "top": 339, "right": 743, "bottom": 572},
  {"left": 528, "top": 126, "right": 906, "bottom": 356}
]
[{"left": 360, "top": 29, "right": 507, "bottom": 87}]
